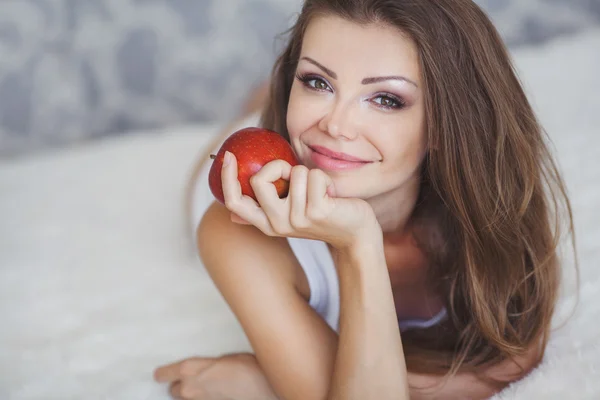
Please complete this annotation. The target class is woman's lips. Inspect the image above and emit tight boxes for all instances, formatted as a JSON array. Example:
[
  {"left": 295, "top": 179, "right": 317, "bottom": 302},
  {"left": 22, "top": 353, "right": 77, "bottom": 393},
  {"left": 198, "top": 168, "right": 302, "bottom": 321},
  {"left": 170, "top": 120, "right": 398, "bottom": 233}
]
[
  {"left": 309, "top": 145, "right": 370, "bottom": 162},
  {"left": 308, "top": 145, "right": 373, "bottom": 171}
]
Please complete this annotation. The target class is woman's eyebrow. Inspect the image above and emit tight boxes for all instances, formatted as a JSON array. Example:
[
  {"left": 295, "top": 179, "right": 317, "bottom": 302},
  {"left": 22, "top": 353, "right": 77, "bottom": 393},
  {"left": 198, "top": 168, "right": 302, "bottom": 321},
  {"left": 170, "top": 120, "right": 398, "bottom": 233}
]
[
  {"left": 299, "top": 56, "right": 418, "bottom": 88},
  {"left": 300, "top": 57, "right": 337, "bottom": 79},
  {"left": 362, "top": 76, "right": 418, "bottom": 88}
]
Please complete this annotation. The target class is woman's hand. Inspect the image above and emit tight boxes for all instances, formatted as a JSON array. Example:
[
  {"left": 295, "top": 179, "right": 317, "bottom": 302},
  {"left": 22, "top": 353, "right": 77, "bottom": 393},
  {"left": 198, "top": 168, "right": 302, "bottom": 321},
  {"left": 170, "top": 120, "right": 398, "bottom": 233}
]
[
  {"left": 221, "top": 151, "right": 381, "bottom": 250},
  {"left": 153, "top": 353, "right": 279, "bottom": 400}
]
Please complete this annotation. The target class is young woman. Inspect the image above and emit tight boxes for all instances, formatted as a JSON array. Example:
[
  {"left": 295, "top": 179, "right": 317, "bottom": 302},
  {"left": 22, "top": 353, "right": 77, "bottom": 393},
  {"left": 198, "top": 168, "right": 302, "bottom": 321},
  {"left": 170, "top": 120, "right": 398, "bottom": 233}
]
[{"left": 154, "top": 0, "right": 576, "bottom": 399}]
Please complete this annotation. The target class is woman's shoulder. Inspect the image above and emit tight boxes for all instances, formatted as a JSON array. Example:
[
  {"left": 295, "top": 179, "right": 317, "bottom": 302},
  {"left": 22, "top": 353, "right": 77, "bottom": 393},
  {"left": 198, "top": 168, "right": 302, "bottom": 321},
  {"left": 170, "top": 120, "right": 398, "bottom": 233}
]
[{"left": 197, "top": 201, "right": 310, "bottom": 301}]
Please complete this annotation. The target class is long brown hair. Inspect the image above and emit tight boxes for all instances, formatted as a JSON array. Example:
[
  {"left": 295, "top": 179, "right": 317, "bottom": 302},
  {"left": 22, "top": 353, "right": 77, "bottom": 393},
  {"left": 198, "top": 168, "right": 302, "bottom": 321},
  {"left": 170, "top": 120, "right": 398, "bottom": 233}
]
[{"left": 260, "top": 0, "right": 577, "bottom": 386}]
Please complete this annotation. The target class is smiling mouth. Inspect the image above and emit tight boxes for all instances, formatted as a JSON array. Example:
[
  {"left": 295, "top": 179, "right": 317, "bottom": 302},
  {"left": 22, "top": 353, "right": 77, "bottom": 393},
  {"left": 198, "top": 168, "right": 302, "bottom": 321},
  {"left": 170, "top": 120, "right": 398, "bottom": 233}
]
[
  {"left": 307, "top": 146, "right": 374, "bottom": 171},
  {"left": 308, "top": 145, "right": 372, "bottom": 163}
]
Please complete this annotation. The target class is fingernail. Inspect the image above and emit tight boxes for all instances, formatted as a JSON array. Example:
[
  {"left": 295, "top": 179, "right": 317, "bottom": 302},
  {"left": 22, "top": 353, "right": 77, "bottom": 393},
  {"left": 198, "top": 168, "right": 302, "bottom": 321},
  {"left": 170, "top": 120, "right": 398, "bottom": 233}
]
[{"left": 223, "top": 151, "right": 232, "bottom": 167}]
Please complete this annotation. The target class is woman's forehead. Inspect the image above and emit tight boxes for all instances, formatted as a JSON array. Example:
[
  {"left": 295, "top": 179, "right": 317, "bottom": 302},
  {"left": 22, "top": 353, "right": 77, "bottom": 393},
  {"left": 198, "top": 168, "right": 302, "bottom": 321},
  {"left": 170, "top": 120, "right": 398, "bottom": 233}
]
[{"left": 300, "top": 15, "right": 421, "bottom": 83}]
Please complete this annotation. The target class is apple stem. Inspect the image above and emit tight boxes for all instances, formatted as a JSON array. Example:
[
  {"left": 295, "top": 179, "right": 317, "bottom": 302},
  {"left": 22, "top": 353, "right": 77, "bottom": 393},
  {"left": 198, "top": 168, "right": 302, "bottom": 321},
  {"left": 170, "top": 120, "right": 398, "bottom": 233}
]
[{"left": 210, "top": 154, "right": 216, "bottom": 159}]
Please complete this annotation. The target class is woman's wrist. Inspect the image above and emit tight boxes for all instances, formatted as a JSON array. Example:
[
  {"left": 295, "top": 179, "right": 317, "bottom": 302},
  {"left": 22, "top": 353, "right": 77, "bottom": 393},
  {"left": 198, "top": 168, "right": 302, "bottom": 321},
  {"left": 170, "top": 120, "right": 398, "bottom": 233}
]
[{"left": 337, "top": 222, "right": 384, "bottom": 263}]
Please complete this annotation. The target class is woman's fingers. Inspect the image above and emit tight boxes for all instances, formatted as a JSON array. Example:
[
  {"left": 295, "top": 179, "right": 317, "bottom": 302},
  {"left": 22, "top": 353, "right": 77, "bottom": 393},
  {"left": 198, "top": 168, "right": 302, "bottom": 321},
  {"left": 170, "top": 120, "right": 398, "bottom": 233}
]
[
  {"left": 230, "top": 212, "right": 251, "bottom": 225},
  {"left": 221, "top": 151, "right": 254, "bottom": 208},
  {"left": 250, "top": 159, "right": 292, "bottom": 206},
  {"left": 289, "top": 166, "right": 309, "bottom": 228},
  {"left": 221, "top": 151, "right": 273, "bottom": 232},
  {"left": 250, "top": 159, "right": 293, "bottom": 234},
  {"left": 168, "top": 381, "right": 183, "bottom": 399},
  {"left": 307, "top": 169, "right": 335, "bottom": 219},
  {"left": 154, "top": 357, "right": 217, "bottom": 383},
  {"left": 221, "top": 154, "right": 337, "bottom": 236}
]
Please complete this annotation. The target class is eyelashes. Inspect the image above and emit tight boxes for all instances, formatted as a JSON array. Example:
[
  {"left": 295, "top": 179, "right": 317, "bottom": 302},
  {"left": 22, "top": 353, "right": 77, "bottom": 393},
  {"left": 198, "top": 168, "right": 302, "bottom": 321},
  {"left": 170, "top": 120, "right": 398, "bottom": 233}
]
[
  {"left": 295, "top": 73, "right": 332, "bottom": 92},
  {"left": 294, "top": 72, "right": 407, "bottom": 111}
]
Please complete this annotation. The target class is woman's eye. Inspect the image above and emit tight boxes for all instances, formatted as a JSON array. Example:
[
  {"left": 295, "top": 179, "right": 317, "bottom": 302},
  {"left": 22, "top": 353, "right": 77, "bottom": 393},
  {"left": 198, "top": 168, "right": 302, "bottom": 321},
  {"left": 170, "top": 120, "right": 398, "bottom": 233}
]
[
  {"left": 296, "top": 74, "right": 331, "bottom": 92},
  {"left": 312, "top": 79, "right": 329, "bottom": 90},
  {"left": 372, "top": 95, "right": 405, "bottom": 110}
]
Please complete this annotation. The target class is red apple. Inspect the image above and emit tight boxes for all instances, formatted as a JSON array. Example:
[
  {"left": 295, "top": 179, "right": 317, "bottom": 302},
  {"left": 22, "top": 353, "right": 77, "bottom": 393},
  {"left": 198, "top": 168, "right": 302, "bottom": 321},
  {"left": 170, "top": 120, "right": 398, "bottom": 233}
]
[{"left": 208, "top": 127, "right": 300, "bottom": 204}]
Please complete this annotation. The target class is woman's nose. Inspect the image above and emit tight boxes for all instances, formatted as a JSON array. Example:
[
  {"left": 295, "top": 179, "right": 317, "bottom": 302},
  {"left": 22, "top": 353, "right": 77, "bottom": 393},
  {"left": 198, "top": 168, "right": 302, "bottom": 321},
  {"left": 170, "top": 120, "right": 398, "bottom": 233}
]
[{"left": 317, "top": 100, "right": 359, "bottom": 141}]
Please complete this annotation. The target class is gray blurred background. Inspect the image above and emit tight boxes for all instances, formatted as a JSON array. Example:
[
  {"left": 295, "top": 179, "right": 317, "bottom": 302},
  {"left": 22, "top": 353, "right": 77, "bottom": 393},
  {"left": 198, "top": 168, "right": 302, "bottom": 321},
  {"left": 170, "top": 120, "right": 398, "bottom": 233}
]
[{"left": 1, "top": 0, "right": 599, "bottom": 158}]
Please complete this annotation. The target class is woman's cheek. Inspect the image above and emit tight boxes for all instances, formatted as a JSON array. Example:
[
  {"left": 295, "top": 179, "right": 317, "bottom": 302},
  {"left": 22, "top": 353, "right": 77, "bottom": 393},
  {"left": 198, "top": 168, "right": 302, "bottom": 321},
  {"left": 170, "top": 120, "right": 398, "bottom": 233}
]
[
  {"left": 286, "top": 89, "right": 304, "bottom": 138},
  {"left": 287, "top": 94, "right": 322, "bottom": 138}
]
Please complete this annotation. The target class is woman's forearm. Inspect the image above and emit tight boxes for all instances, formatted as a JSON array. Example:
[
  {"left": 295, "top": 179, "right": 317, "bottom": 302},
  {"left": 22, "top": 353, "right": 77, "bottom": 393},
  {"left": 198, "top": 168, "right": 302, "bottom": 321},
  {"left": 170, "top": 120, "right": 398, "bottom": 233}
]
[{"left": 327, "top": 241, "right": 410, "bottom": 400}]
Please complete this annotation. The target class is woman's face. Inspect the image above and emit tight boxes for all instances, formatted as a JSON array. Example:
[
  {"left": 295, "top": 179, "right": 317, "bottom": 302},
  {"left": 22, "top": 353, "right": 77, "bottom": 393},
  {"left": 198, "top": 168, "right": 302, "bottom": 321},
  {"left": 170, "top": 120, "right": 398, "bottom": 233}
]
[{"left": 286, "top": 15, "right": 426, "bottom": 200}]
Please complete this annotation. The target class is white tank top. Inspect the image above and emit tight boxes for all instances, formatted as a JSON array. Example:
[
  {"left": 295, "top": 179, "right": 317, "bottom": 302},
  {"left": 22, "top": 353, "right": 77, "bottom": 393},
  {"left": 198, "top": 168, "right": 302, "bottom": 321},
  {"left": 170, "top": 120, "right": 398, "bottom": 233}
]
[{"left": 286, "top": 237, "right": 448, "bottom": 333}]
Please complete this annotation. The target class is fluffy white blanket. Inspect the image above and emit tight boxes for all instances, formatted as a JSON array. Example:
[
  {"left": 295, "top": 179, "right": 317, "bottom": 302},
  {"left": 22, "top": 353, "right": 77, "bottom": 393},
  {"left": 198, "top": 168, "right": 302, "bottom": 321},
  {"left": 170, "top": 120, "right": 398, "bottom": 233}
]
[{"left": 1, "top": 29, "right": 599, "bottom": 399}]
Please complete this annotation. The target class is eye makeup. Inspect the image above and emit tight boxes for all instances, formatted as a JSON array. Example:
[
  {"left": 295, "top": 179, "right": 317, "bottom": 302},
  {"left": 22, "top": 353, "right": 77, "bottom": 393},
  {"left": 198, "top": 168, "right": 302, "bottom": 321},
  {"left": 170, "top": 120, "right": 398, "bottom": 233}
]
[{"left": 295, "top": 72, "right": 409, "bottom": 111}]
